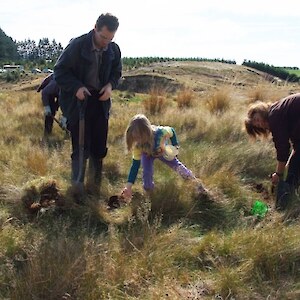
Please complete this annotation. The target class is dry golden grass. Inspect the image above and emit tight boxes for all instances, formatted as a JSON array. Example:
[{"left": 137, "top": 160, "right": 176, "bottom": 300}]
[
  {"left": 175, "top": 87, "right": 194, "bottom": 108},
  {"left": 247, "top": 83, "right": 292, "bottom": 104},
  {"left": 142, "top": 87, "right": 168, "bottom": 115},
  {"left": 206, "top": 88, "right": 231, "bottom": 114},
  {"left": 1, "top": 62, "right": 300, "bottom": 299}
]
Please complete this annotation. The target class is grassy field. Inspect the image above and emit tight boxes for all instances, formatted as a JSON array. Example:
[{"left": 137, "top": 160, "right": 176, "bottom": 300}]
[
  {"left": 286, "top": 69, "right": 300, "bottom": 76},
  {"left": 1, "top": 62, "right": 300, "bottom": 299}
]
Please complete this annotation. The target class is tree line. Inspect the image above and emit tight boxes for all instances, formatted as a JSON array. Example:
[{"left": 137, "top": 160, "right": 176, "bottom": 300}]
[
  {"left": 1, "top": 27, "right": 299, "bottom": 82},
  {"left": 242, "top": 60, "right": 300, "bottom": 82}
]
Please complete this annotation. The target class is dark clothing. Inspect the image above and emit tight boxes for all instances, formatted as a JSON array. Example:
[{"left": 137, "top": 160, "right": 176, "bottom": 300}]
[
  {"left": 37, "top": 73, "right": 54, "bottom": 93},
  {"left": 41, "top": 77, "right": 60, "bottom": 107},
  {"left": 268, "top": 93, "right": 300, "bottom": 162},
  {"left": 53, "top": 29, "right": 122, "bottom": 185},
  {"left": 54, "top": 30, "right": 122, "bottom": 126},
  {"left": 38, "top": 75, "right": 60, "bottom": 135},
  {"left": 69, "top": 94, "right": 108, "bottom": 161},
  {"left": 269, "top": 93, "right": 300, "bottom": 189},
  {"left": 285, "top": 142, "right": 300, "bottom": 188}
]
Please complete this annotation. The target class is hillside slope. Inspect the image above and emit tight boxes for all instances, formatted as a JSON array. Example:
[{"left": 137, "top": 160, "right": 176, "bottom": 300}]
[
  {"left": 118, "top": 61, "right": 285, "bottom": 93},
  {"left": 0, "top": 61, "right": 294, "bottom": 93}
]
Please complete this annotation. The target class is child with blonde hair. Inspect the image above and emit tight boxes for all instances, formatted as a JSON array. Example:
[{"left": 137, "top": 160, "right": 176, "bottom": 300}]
[{"left": 121, "top": 114, "right": 208, "bottom": 200}]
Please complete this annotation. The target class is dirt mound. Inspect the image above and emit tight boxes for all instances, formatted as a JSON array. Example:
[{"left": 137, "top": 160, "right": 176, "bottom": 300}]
[{"left": 21, "top": 178, "right": 65, "bottom": 214}]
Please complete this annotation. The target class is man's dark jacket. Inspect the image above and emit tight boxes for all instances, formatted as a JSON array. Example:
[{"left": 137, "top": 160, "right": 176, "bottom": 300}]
[{"left": 54, "top": 30, "right": 122, "bottom": 125}]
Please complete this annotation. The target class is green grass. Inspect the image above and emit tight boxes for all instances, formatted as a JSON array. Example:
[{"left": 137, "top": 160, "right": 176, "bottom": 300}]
[{"left": 286, "top": 69, "right": 300, "bottom": 76}]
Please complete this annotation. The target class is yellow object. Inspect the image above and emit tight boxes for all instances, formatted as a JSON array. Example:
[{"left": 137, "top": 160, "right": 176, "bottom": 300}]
[{"left": 163, "top": 145, "right": 179, "bottom": 161}]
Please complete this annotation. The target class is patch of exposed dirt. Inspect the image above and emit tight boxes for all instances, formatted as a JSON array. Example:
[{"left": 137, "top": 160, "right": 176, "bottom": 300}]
[
  {"left": 0, "top": 74, "right": 44, "bottom": 92},
  {"left": 117, "top": 74, "right": 182, "bottom": 93},
  {"left": 21, "top": 179, "right": 65, "bottom": 214}
]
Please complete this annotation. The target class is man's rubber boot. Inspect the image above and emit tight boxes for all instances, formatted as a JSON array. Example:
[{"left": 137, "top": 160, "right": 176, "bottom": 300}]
[{"left": 86, "top": 158, "right": 103, "bottom": 196}]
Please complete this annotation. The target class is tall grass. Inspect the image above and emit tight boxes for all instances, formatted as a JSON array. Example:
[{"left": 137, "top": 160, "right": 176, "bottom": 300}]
[
  {"left": 175, "top": 87, "right": 194, "bottom": 108},
  {"left": 142, "top": 87, "right": 168, "bottom": 115},
  {"left": 1, "top": 74, "right": 300, "bottom": 299},
  {"left": 206, "top": 88, "right": 231, "bottom": 114}
]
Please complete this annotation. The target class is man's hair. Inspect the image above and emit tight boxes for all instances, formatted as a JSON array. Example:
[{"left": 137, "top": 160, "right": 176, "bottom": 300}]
[
  {"left": 125, "top": 114, "right": 154, "bottom": 152},
  {"left": 96, "top": 13, "right": 119, "bottom": 32},
  {"left": 244, "top": 101, "right": 271, "bottom": 139}
]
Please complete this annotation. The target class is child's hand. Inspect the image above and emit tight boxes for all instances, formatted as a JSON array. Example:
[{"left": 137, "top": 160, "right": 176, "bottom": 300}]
[{"left": 121, "top": 186, "right": 132, "bottom": 200}]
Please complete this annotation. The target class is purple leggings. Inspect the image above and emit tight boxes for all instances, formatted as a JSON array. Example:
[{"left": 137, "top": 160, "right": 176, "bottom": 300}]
[{"left": 141, "top": 154, "right": 195, "bottom": 190}]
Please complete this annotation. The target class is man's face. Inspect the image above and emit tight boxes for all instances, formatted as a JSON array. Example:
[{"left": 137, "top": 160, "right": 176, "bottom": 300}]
[{"left": 94, "top": 25, "right": 115, "bottom": 49}]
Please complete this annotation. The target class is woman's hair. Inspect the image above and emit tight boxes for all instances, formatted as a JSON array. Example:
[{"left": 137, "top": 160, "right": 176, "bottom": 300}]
[
  {"left": 244, "top": 101, "right": 271, "bottom": 139},
  {"left": 125, "top": 114, "right": 154, "bottom": 152}
]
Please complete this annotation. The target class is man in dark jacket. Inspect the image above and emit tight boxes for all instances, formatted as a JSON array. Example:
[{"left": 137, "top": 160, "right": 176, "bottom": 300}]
[
  {"left": 54, "top": 13, "right": 122, "bottom": 198},
  {"left": 37, "top": 73, "right": 61, "bottom": 135},
  {"left": 245, "top": 93, "right": 300, "bottom": 209}
]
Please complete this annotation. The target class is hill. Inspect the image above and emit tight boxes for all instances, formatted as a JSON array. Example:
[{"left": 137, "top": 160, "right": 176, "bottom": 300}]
[
  {"left": 0, "top": 27, "right": 18, "bottom": 60},
  {"left": 2, "top": 60, "right": 299, "bottom": 94}
]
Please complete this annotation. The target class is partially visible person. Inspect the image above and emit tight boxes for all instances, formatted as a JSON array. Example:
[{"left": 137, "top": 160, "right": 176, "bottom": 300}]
[
  {"left": 37, "top": 73, "right": 62, "bottom": 135},
  {"left": 245, "top": 93, "right": 300, "bottom": 209},
  {"left": 121, "top": 114, "right": 208, "bottom": 201},
  {"left": 54, "top": 13, "right": 122, "bottom": 198}
]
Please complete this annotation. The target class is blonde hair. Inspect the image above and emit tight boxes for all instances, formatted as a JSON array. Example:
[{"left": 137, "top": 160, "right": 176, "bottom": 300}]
[
  {"left": 125, "top": 114, "right": 154, "bottom": 152},
  {"left": 244, "top": 101, "right": 271, "bottom": 139}
]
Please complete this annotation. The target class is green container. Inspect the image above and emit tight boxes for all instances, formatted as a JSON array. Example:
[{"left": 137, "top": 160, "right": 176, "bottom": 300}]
[{"left": 251, "top": 200, "right": 268, "bottom": 218}]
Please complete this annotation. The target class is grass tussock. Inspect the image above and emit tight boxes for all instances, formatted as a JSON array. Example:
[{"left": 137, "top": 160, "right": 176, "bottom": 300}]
[
  {"left": 176, "top": 87, "right": 194, "bottom": 108},
  {"left": 143, "top": 87, "right": 168, "bottom": 115},
  {"left": 206, "top": 88, "right": 231, "bottom": 114},
  {"left": 26, "top": 147, "right": 48, "bottom": 176},
  {"left": 247, "top": 83, "right": 290, "bottom": 104}
]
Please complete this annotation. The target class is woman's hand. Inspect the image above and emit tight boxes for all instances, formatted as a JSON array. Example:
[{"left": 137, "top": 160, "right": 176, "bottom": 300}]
[{"left": 271, "top": 172, "right": 282, "bottom": 185}]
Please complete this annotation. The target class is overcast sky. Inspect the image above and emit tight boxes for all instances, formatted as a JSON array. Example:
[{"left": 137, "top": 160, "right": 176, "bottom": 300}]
[{"left": 1, "top": 0, "right": 299, "bottom": 67}]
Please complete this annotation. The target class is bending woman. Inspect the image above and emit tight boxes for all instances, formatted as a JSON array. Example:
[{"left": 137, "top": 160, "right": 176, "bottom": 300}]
[{"left": 245, "top": 93, "right": 300, "bottom": 209}]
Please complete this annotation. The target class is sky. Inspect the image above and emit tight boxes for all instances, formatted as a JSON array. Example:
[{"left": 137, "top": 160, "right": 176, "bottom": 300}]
[{"left": 1, "top": 0, "right": 299, "bottom": 67}]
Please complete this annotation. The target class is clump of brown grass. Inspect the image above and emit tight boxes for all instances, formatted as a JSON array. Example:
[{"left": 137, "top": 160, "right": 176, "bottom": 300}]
[
  {"left": 247, "top": 84, "right": 270, "bottom": 103},
  {"left": 246, "top": 83, "right": 290, "bottom": 104},
  {"left": 206, "top": 89, "right": 231, "bottom": 114},
  {"left": 176, "top": 87, "right": 194, "bottom": 108},
  {"left": 26, "top": 147, "right": 48, "bottom": 176},
  {"left": 143, "top": 87, "right": 167, "bottom": 115}
]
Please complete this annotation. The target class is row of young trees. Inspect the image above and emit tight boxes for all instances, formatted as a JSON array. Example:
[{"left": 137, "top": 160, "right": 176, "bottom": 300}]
[
  {"left": 242, "top": 60, "right": 300, "bottom": 82},
  {"left": 122, "top": 57, "right": 236, "bottom": 70}
]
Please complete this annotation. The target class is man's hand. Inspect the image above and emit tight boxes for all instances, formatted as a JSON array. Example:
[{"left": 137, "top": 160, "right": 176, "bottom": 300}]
[
  {"left": 99, "top": 83, "right": 112, "bottom": 101},
  {"left": 76, "top": 87, "right": 91, "bottom": 101},
  {"left": 44, "top": 105, "right": 52, "bottom": 116}
]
